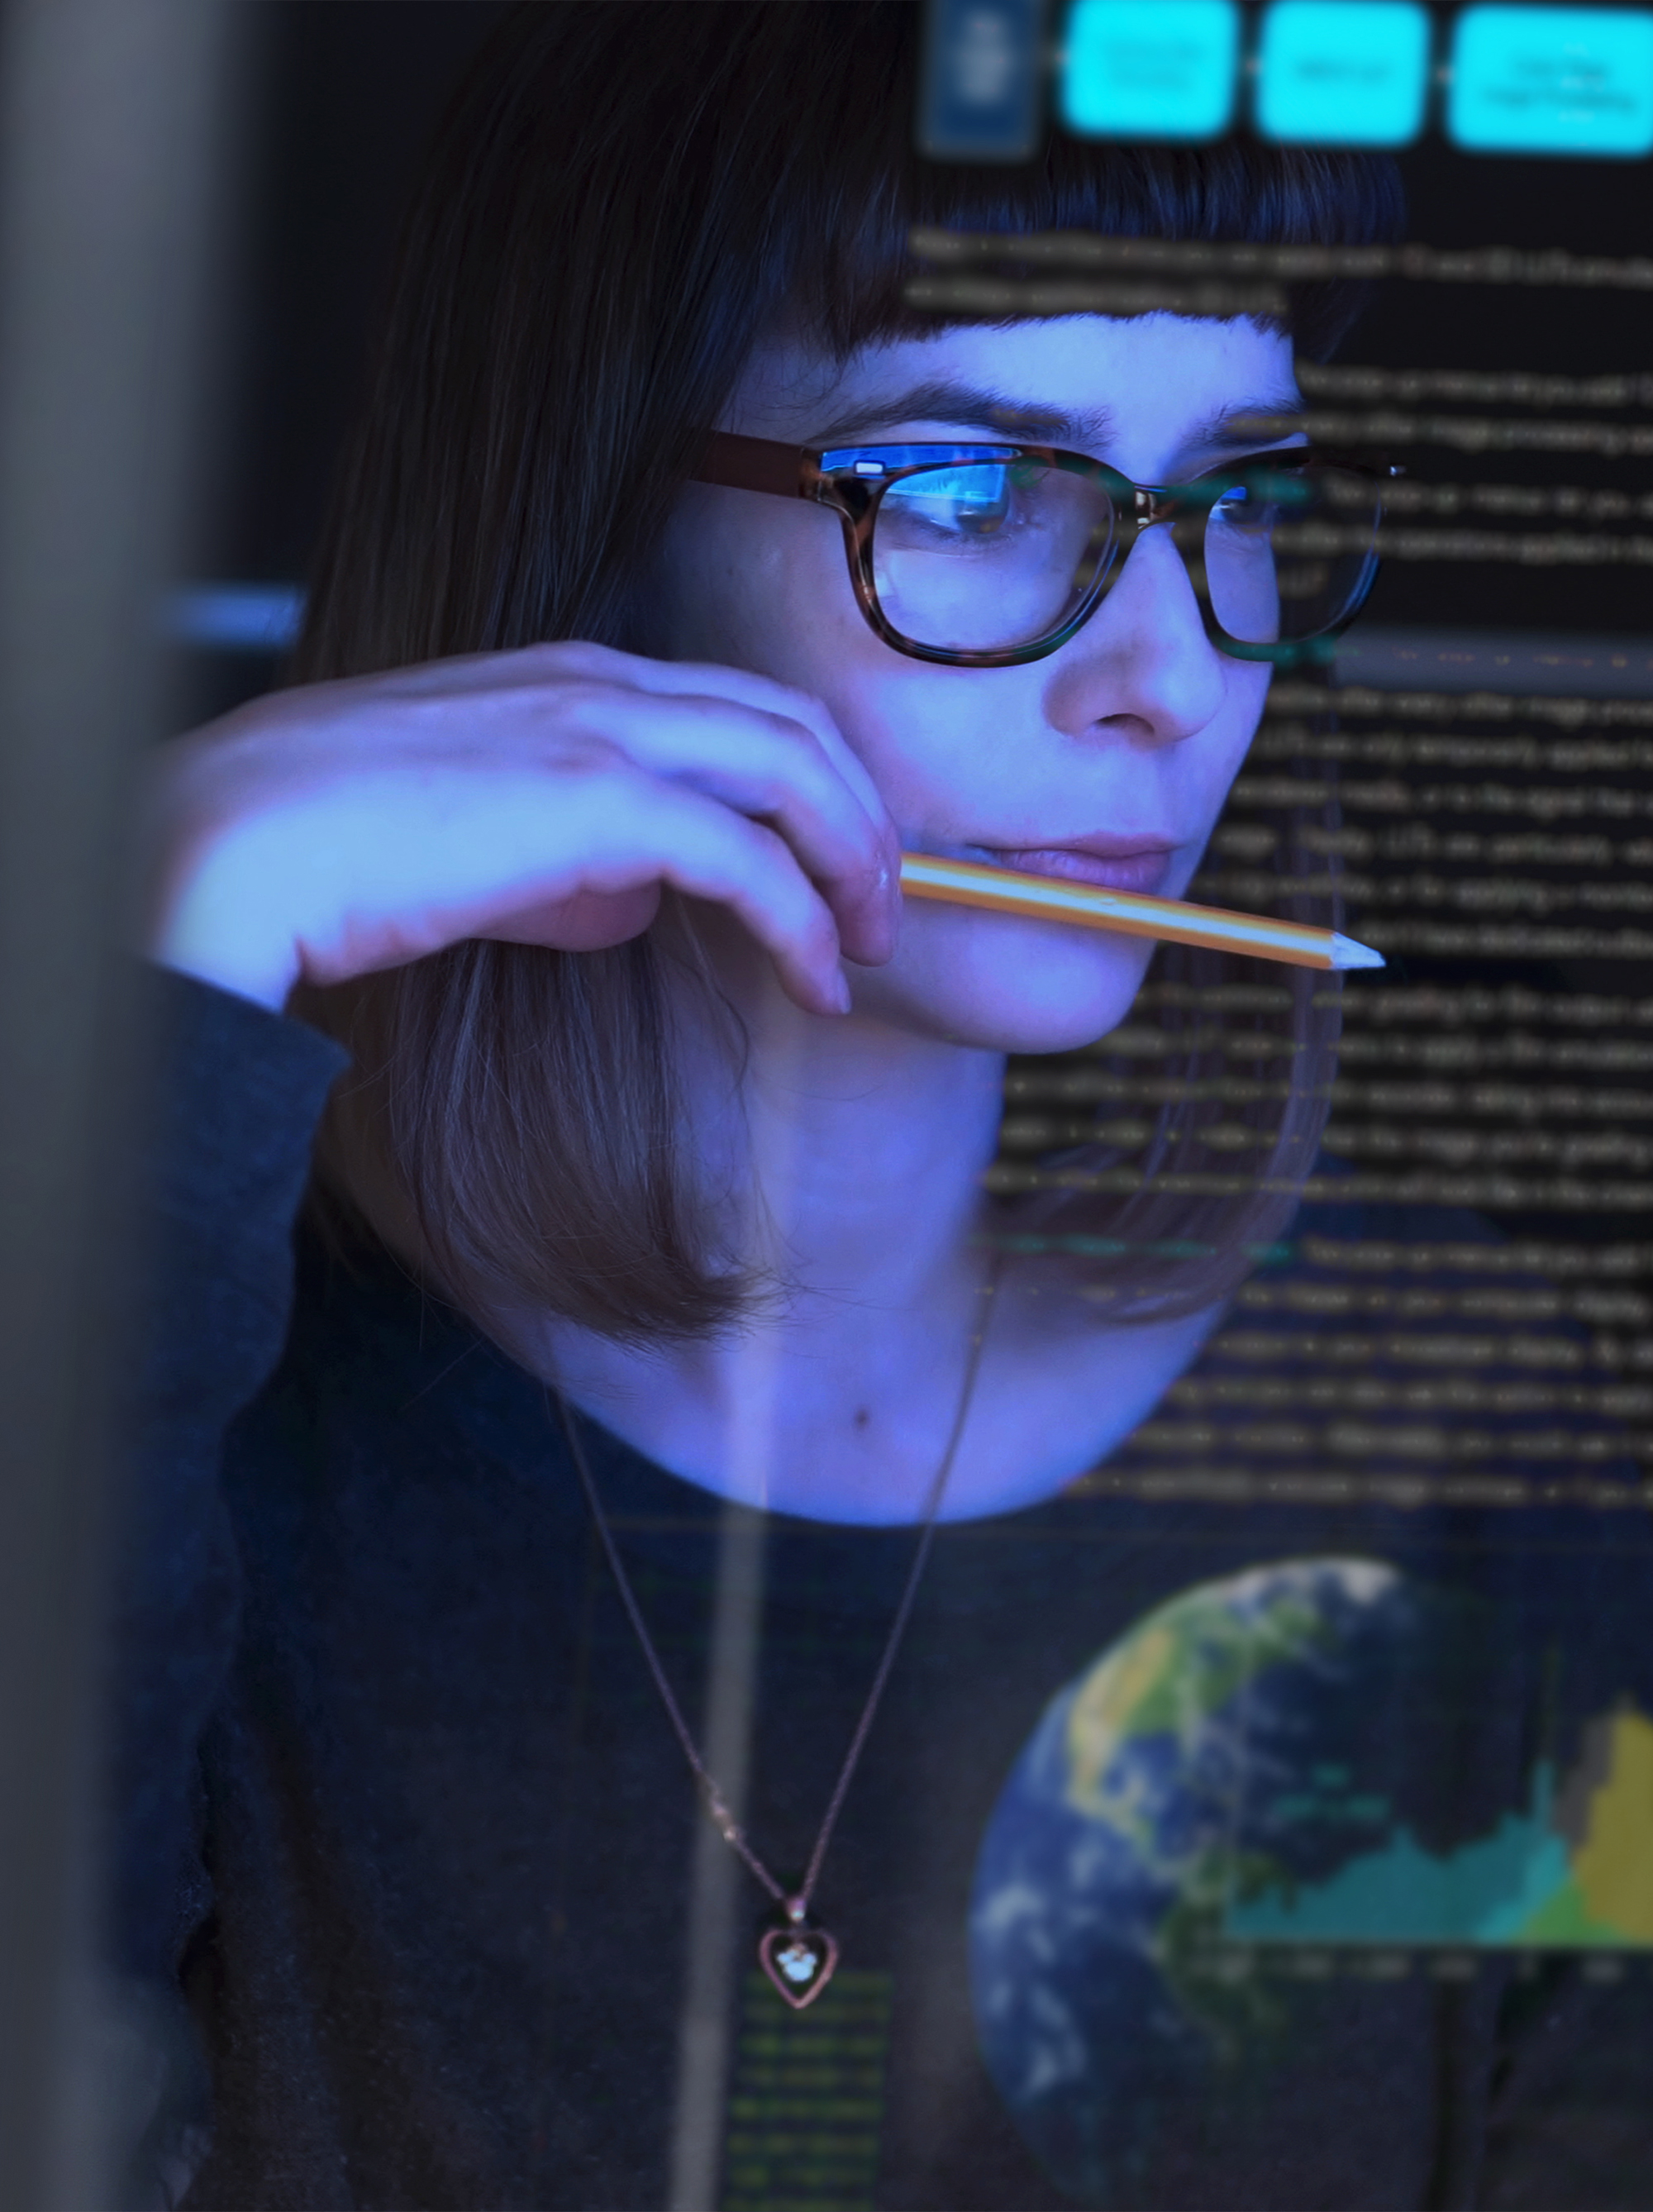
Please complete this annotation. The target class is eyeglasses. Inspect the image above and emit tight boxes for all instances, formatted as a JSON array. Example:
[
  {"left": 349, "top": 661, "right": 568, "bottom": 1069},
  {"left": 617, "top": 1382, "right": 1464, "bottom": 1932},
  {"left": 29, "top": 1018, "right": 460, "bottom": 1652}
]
[{"left": 692, "top": 432, "right": 1390, "bottom": 670}]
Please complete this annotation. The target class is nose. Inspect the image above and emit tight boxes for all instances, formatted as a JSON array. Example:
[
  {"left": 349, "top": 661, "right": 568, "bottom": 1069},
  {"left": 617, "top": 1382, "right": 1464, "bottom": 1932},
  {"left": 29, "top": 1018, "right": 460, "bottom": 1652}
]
[{"left": 1041, "top": 517, "right": 1227, "bottom": 749}]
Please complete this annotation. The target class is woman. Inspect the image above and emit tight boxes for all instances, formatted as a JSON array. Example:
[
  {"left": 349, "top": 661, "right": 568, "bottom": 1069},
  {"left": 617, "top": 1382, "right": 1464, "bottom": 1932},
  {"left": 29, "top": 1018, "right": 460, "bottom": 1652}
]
[{"left": 119, "top": 5, "right": 1541, "bottom": 2206}]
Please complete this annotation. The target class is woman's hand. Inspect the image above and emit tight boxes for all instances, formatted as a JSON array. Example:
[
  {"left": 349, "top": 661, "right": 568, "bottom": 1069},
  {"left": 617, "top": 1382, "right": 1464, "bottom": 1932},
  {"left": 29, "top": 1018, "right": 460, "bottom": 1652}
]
[{"left": 143, "top": 641, "right": 900, "bottom": 1016}]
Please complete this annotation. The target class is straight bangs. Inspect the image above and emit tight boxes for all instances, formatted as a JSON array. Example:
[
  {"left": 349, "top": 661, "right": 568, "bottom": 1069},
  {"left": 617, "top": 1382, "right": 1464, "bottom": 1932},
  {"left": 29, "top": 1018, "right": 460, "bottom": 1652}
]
[
  {"left": 294, "top": 1, "right": 1398, "bottom": 1339},
  {"left": 798, "top": 136, "right": 1399, "bottom": 373}
]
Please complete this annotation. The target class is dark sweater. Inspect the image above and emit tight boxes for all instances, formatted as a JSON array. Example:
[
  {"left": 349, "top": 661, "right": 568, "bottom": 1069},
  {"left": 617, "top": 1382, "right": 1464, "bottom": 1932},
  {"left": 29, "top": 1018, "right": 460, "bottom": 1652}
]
[{"left": 112, "top": 971, "right": 1653, "bottom": 2210}]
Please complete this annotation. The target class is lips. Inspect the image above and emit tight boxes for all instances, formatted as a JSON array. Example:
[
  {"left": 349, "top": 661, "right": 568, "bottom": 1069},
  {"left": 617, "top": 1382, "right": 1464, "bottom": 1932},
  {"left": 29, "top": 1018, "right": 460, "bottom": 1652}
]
[{"left": 975, "top": 841, "right": 1178, "bottom": 896}]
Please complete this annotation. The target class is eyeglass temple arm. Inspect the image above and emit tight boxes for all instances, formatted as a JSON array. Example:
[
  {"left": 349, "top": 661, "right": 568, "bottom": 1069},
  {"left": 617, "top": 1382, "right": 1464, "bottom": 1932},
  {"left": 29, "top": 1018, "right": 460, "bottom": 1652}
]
[{"left": 692, "top": 430, "right": 811, "bottom": 498}]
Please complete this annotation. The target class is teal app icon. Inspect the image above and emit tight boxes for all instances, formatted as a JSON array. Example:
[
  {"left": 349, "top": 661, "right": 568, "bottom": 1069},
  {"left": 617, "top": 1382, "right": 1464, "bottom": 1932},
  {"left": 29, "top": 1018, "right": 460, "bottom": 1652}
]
[
  {"left": 1060, "top": 0, "right": 1240, "bottom": 140},
  {"left": 1448, "top": 5, "right": 1653, "bottom": 157},
  {"left": 1255, "top": 1, "right": 1432, "bottom": 145}
]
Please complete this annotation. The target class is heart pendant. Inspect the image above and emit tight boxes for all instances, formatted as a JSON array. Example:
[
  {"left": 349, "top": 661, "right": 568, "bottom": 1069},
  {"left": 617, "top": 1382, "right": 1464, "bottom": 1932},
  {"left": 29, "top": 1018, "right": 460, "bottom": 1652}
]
[{"left": 758, "top": 1923, "right": 840, "bottom": 2010}]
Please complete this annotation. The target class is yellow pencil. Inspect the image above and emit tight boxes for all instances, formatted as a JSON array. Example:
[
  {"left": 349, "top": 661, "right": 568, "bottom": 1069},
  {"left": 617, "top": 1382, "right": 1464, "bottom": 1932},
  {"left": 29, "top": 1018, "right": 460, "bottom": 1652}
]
[{"left": 899, "top": 853, "right": 1384, "bottom": 972}]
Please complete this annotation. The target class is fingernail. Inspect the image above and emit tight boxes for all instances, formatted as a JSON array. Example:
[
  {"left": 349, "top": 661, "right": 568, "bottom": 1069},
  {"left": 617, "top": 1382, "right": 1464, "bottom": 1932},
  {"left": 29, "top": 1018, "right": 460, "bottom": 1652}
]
[{"left": 831, "top": 971, "right": 852, "bottom": 1013}]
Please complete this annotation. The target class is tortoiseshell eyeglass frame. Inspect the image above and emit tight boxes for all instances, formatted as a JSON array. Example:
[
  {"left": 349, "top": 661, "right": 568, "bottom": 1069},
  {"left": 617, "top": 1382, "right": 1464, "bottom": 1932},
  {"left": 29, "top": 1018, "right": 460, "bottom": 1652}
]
[{"left": 691, "top": 430, "right": 1391, "bottom": 670}]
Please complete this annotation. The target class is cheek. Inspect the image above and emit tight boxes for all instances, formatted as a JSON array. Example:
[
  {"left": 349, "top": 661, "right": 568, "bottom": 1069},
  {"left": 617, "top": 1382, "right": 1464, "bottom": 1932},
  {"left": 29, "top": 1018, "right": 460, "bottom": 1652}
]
[
  {"left": 641, "top": 492, "right": 868, "bottom": 683},
  {"left": 810, "top": 661, "right": 1060, "bottom": 830},
  {"left": 1227, "top": 663, "right": 1274, "bottom": 748},
  {"left": 842, "top": 663, "right": 1270, "bottom": 850},
  {"left": 1188, "top": 668, "right": 1273, "bottom": 826}
]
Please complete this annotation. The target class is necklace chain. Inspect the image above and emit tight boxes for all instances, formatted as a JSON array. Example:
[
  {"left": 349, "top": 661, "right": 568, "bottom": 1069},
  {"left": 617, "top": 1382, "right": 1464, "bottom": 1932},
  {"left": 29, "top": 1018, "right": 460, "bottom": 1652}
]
[{"left": 552, "top": 1261, "right": 999, "bottom": 1927}]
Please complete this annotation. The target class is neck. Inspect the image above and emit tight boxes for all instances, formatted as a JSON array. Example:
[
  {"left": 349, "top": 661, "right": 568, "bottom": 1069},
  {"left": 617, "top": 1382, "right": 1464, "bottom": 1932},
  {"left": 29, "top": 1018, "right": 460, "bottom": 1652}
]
[
  {"left": 527, "top": 942, "right": 1009, "bottom": 1519},
  {"left": 705, "top": 979, "right": 1004, "bottom": 1308}
]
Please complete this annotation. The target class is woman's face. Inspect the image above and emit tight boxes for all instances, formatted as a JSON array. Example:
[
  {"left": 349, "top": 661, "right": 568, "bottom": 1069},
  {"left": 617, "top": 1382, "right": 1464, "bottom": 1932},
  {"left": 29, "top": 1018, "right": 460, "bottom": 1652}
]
[{"left": 643, "top": 312, "right": 1301, "bottom": 1054}]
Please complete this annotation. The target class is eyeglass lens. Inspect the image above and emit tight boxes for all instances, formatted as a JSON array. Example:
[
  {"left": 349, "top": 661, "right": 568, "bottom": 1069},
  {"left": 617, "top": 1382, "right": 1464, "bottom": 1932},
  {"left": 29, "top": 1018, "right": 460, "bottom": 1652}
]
[{"left": 869, "top": 458, "right": 1379, "bottom": 656}]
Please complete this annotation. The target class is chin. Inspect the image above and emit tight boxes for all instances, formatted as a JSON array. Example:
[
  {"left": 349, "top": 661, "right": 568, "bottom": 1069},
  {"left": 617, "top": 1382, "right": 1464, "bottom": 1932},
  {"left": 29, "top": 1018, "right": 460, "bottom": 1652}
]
[{"left": 860, "top": 909, "right": 1155, "bottom": 1054}]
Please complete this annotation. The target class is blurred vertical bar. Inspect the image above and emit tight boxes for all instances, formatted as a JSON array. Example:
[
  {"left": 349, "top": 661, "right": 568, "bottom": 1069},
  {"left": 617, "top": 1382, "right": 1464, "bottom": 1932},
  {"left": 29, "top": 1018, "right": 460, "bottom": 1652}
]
[
  {"left": 917, "top": 0, "right": 1049, "bottom": 160},
  {"left": 0, "top": 2, "right": 240, "bottom": 2205}
]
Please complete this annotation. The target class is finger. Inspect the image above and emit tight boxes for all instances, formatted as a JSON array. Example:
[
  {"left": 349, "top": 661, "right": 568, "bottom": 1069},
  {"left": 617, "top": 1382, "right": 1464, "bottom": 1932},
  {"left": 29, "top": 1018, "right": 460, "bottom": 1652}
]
[
  {"left": 322, "top": 647, "right": 899, "bottom": 968},
  {"left": 566, "top": 692, "right": 898, "bottom": 965},
  {"left": 583, "top": 650, "right": 893, "bottom": 833},
  {"left": 484, "top": 770, "right": 852, "bottom": 1016},
  {"left": 383, "top": 641, "right": 898, "bottom": 868},
  {"left": 481, "top": 883, "right": 663, "bottom": 953}
]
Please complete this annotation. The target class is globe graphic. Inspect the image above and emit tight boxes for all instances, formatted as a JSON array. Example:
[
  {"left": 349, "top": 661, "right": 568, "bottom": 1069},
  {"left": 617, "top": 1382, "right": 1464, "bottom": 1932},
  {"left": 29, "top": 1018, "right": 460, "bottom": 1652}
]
[{"left": 969, "top": 1557, "right": 1459, "bottom": 2205}]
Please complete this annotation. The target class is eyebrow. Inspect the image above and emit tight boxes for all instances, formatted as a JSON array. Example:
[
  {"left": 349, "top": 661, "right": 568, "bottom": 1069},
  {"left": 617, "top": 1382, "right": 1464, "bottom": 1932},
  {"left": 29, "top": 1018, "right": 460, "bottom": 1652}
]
[
  {"left": 813, "top": 379, "right": 1112, "bottom": 449},
  {"left": 1184, "top": 397, "right": 1310, "bottom": 450},
  {"left": 811, "top": 377, "right": 1306, "bottom": 460}
]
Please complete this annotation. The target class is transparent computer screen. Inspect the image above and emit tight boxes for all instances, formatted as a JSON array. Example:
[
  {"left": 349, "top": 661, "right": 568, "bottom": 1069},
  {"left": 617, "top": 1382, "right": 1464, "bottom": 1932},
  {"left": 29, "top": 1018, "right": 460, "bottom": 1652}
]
[{"left": 59, "top": 4, "right": 1653, "bottom": 2207}]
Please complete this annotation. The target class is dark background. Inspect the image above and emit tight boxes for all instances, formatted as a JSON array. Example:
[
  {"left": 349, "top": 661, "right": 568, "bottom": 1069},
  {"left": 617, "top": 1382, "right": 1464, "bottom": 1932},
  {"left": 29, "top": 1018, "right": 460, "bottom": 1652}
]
[
  {"left": 186, "top": 0, "right": 1653, "bottom": 722},
  {"left": 202, "top": 2, "right": 509, "bottom": 596}
]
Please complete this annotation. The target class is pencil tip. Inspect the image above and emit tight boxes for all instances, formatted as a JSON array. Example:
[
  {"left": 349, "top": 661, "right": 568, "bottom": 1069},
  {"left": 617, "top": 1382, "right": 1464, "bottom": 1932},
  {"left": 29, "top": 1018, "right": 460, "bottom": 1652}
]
[{"left": 1331, "top": 933, "right": 1385, "bottom": 970}]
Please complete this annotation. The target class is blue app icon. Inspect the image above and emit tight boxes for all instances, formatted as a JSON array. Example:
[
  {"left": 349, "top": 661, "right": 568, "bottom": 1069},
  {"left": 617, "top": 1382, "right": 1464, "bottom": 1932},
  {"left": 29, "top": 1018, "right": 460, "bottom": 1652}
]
[
  {"left": 1255, "top": 1, "right": 1432, "bottom": 146},
  {"left": 1060, "top": 0, "right": 1241, "bottom": 140},
  {"left": 1448, "top": 5, "right": 1653, "bottom": 158}
]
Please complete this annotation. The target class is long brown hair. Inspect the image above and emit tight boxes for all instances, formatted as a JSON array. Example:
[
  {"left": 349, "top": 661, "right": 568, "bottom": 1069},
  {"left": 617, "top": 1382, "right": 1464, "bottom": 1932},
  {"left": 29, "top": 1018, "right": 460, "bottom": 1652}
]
[{"left": 294, "top": 0, "right": 1400, "bottom": 1341}]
